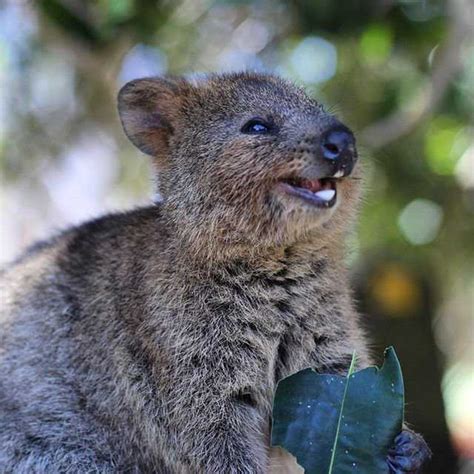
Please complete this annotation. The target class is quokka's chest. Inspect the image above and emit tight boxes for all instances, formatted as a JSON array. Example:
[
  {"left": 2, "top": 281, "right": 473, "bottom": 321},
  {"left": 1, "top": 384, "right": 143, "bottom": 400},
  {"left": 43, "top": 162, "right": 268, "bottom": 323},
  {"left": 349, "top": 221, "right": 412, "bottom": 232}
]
[{"left": 190, "top": 275, "right": 339, "bottom": 368}]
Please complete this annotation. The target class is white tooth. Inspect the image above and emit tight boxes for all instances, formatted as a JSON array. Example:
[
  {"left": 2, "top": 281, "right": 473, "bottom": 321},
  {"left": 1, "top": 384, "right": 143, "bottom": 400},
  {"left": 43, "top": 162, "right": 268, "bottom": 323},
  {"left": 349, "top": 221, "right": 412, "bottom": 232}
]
[
  {"left": 315, "top": 189, "right": 336, "bottom": 201},
  {"left": 334, "top": 170, "right": 344, "bottom": 178}
]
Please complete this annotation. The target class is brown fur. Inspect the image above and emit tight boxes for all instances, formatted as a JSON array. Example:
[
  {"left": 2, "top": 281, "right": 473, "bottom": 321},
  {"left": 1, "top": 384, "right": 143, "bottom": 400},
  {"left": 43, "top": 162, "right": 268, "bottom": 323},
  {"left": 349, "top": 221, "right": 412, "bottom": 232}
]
[{"left": 0, "top": 72, "right": 427, "bottom": 473}]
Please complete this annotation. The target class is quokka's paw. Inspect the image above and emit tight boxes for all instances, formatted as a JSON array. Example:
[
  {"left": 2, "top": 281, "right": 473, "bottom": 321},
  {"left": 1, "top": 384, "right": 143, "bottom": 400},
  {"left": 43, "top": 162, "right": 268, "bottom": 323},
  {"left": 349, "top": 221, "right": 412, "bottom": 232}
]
[{"left": 387, "top": 429, "right": 432, "bottom": 473}]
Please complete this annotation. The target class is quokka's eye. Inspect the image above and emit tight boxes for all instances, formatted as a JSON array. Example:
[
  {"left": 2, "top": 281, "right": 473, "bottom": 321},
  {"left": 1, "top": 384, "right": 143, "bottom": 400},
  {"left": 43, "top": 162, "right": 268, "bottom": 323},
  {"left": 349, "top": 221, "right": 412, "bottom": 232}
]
[{"left": 241, "top": 118, "right": 272, "bottom": 135}]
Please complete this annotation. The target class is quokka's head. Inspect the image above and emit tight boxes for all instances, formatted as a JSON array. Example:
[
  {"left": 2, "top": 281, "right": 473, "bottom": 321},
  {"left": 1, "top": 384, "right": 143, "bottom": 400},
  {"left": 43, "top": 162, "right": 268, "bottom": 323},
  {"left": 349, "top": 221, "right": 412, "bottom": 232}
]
[{"left": 118, "top": 72, "right": 362, "bottom": 257}]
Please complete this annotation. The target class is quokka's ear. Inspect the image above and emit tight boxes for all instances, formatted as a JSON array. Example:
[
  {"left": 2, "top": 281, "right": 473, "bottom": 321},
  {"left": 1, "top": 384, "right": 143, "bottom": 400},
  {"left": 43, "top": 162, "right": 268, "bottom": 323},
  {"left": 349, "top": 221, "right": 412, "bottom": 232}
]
[{"left": 118, "top": 77, "right": 190, "bottom": 162}]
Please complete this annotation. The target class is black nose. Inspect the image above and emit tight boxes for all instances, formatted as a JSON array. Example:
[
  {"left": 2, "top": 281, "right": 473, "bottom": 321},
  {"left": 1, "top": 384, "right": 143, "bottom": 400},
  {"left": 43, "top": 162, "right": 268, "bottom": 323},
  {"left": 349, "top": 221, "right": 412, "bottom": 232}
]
[
  {"left": 321, "top": 128, "right": 355, "bottom": 162},
  {"left": 319, "top": 127, "right": 357, "bottom": 176}
]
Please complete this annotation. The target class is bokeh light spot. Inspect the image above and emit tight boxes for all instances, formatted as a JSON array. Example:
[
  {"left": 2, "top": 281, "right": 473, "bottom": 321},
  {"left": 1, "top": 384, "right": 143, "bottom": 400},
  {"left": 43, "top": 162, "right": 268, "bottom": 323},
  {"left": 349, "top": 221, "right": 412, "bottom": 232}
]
[
  {"left": 359, "top": 24, "right": 393, "bottom": 64},
  {"left": 425, "top": 116, "right": 469, "bottom": 175},
  {"left": 369, "top": 263, "right": 422, "bottom": 317},
  {"left": 455, "top": 144, "right": 474, "bottom": 190},
  {"left": 106, "top": 0, "right": 134, "bottom": 22},
  {"left": 442, "top": 363, "right": 474, "bottom": 459},
  {"left": 232, "top": 18, "right": 270, "bottom": 54},
  {"left": 290, "top": 36, "right": 337, "bottom": 84},
  {"left": 398, "top": 198, "right": 443, "bottom": 245}
]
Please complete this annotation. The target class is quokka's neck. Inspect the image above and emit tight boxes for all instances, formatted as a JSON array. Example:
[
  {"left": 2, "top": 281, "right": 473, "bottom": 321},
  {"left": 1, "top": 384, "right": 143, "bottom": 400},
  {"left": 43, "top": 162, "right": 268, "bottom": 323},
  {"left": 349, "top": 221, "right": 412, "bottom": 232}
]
[{"left": 160, "top": 235, "right": 349, "bottom": 289}]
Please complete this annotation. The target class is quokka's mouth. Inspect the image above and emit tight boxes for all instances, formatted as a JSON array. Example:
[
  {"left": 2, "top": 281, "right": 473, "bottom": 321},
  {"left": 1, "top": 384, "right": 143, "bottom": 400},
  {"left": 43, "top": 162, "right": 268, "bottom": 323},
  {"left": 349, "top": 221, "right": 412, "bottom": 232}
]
[{"left": 278, "top": 177, "right": 338, "bottom": 208}]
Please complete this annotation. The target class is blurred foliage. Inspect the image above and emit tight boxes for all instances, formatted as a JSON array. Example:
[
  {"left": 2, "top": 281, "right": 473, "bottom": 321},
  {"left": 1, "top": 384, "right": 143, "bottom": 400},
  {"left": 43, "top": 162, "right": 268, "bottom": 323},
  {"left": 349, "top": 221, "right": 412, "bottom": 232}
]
[
  {"left": 0, "top": 0, "right": 473, "bottom": 469},
  {"left": 37, "top": 0, "right": 173, "bottom": 44}
]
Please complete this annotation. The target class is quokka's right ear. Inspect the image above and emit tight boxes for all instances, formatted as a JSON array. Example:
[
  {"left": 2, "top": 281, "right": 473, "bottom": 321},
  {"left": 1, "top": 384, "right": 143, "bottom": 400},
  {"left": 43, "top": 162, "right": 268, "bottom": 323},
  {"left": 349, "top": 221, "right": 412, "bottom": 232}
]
[{"left": 118, "top": 77, "right": 190, "bottom": 163}]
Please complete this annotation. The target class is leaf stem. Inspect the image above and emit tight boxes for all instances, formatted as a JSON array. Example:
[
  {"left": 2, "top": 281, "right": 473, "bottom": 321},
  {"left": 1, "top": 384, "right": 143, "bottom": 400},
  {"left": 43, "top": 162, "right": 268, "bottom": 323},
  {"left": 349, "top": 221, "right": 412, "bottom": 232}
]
[{"left": 328, "top": 351, "right": 357, "bottom": 473}]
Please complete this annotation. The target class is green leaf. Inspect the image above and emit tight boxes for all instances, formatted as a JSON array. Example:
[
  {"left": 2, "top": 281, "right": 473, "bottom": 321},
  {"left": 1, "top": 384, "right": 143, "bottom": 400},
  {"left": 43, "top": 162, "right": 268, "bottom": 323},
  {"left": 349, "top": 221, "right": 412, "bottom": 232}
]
[{"left": 271, "top": 347, "right": 404, "bottom": 473}]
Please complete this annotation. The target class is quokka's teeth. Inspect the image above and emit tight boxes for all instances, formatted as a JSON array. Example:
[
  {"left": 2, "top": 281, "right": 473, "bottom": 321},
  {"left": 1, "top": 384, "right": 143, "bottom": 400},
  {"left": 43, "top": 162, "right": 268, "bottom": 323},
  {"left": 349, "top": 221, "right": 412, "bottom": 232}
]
[
  {"left": 333, "top": 170, "right": 344, "bottom": 178},
  {"left": 314, "top": 189, "right": 336, "bottom": 201}
]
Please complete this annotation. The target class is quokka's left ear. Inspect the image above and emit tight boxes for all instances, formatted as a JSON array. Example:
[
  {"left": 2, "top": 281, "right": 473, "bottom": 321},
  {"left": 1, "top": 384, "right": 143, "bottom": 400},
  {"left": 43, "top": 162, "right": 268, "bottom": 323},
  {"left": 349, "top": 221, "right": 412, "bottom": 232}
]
[{"left": 117, "top": 76, "right": 192, "bottom": 167}]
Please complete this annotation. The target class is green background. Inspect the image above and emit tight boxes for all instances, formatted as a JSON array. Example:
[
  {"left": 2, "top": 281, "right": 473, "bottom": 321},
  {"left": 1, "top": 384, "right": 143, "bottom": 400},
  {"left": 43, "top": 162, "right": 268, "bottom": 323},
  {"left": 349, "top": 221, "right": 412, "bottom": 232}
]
[{"left": 0, "top": 1, "right": 472, "bottom": 472}]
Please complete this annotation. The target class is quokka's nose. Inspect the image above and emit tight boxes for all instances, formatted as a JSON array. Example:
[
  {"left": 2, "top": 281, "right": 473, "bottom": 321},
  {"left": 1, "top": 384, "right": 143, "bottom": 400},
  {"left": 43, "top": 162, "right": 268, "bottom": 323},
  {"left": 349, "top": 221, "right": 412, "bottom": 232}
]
[
  {"left": 320, "top": 127, "right": 357, "bottom": 176},
  {"left": 321, "top": 128, "right": 355, "bottom": 161}
]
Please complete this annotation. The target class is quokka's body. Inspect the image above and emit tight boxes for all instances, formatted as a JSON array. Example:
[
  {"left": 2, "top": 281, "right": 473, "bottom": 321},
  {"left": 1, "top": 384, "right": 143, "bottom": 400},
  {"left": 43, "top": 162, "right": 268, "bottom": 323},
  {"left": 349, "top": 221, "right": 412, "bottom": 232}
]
[{"left": 0, "top": 73, "right": 430, "bottom": 473}]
